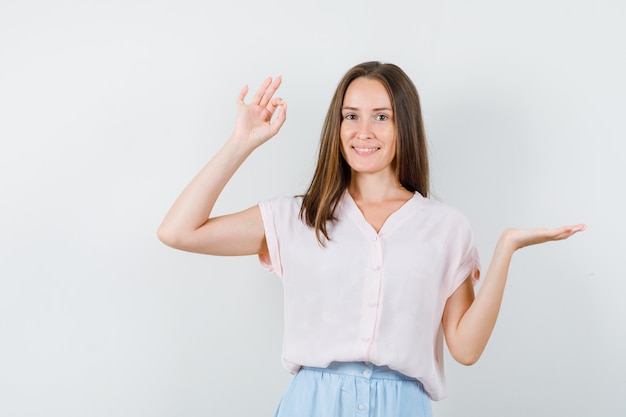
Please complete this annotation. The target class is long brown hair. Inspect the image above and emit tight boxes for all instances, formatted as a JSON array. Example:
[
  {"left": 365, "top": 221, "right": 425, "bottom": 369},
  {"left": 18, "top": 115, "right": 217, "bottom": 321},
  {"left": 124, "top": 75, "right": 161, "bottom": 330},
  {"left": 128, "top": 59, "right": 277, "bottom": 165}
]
[{"left": 300, "top": 61, "right": 429, "bottom": 244}]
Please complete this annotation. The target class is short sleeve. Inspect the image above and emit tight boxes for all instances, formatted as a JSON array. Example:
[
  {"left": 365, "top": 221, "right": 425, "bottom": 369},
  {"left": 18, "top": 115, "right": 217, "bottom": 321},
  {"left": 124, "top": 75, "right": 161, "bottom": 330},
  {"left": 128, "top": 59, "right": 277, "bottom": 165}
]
[
  {"left": 446, "top": 212, "right": 481, "bottom": 296},
  {"left": 257, "top": 199, "right": 283, "bottom": 278}
]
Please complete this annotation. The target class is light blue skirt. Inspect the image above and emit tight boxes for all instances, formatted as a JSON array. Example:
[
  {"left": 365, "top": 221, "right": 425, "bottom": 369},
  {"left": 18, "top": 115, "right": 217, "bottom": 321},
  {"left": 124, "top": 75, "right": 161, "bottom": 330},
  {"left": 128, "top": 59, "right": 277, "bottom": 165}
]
[{"left": 274, "top": 362, "right": 432, "bottom": 417}]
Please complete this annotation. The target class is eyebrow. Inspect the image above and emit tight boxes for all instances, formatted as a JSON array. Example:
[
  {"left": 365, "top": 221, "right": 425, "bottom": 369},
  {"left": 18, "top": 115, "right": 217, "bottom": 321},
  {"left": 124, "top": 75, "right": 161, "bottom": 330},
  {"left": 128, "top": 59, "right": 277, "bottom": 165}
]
[{"left": 341, "top": 106, "right": 393, "bottom": 112}]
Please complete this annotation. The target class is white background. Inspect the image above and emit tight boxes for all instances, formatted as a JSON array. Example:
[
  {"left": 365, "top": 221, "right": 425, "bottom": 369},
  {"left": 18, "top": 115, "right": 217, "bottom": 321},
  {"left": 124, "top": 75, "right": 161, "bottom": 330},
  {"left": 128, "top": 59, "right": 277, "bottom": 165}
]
[{"left": 1, "top": 0, "right": 624, "bottom": 416}]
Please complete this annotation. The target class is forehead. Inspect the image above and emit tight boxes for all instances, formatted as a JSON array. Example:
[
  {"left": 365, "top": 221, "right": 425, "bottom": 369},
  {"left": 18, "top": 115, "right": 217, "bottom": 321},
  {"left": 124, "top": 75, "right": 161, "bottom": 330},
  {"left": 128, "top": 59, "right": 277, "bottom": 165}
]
[{"left": 343, "top": 77, "right": 391, "bottom": 108}]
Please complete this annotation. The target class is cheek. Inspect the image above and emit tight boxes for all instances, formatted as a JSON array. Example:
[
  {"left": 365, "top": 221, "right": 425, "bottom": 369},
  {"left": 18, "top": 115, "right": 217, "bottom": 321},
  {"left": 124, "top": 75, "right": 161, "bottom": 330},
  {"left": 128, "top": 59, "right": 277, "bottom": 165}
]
[
  {"left": 340, "top": 123, "right": 351, "bottom": 139},
  {"left": 340, "top": 126, "right": 351, "bottom": 148},
  {"left": 387, "top": 133, "right": 398, "bottom": 160}
]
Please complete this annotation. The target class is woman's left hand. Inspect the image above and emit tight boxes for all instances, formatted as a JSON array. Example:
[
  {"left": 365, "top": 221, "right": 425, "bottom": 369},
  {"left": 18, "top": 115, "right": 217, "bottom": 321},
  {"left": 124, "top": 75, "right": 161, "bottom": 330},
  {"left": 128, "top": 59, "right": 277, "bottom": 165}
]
[{"left": 501, "top": 224, "right": 586, "bottom": 251}]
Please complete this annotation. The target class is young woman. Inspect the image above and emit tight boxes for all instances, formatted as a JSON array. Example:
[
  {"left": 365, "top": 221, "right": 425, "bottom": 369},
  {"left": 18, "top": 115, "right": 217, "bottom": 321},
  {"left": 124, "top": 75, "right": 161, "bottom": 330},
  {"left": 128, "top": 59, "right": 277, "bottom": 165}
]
[{"left": 158, "top": 61, "right": 584, "bottom": 416}]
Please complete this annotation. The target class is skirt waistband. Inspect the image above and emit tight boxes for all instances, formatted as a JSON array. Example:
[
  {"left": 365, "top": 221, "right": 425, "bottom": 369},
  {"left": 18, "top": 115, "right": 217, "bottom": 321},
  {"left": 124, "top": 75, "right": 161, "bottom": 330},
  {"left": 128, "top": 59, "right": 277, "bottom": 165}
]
[{"left": 300, "top": 361, "right": 418, "bottom": 382}]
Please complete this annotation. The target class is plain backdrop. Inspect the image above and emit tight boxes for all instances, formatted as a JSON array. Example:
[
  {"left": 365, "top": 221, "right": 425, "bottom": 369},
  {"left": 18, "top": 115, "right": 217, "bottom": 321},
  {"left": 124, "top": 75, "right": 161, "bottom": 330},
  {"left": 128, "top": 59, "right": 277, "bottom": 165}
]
[{"left": 1, "top": 0, "right": 624, "bottom": 416}]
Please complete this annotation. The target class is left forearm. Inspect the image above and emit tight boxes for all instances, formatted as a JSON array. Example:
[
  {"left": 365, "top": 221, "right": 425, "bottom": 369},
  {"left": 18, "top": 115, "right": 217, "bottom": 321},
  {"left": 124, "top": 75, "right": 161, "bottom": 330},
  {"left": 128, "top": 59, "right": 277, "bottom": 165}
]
[
  {"left": 444, "top": 224, "right": 584, "bottom": 365},
  {"left": 453, "top": 232, "right": 517, "bottom": 363}
]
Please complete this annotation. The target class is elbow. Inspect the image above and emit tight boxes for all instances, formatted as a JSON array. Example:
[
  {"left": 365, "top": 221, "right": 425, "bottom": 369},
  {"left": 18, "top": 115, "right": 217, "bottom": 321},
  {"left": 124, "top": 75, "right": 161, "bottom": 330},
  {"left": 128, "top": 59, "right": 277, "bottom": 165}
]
[
  {"left": 455, "top": 354, "right": 480, "bottom": 367},
  {"left": 157, "top": 223, "right": 182, "bottom": 248},
  {"left": 449, "top": 347, "right": 483, "bottom": 366},
  {"left": 445, "top": 328, "right": 487, "bottom": 366}
]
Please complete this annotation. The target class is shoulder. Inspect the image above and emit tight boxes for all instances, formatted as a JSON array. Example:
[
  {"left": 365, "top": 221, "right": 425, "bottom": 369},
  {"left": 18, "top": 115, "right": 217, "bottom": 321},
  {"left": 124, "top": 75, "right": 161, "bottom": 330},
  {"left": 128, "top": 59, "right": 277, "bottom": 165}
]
[
  {"left": 405, "top": 195, "right": 476, "bottom": 247},
  {"left": 259, "top": 196, "right": 302, "bottom": 209},
  {"left": 414, "top": 194, "right": 472, "bottom": 227},
  {"left": 258, "top": 195, "right": 305, "bottom": 224}
]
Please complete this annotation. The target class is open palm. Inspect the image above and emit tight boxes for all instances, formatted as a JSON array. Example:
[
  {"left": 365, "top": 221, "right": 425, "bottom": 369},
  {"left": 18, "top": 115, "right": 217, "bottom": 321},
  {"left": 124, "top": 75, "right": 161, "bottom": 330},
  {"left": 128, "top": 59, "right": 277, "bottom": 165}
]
[{"left": 503, "top": 224, "right": 586, "bottom": 250}]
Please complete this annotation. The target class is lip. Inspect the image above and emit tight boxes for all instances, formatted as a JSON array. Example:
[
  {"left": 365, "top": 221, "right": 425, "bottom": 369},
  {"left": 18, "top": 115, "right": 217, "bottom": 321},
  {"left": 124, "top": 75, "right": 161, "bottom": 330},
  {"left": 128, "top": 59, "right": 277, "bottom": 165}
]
[{"left": 352, "top": 145, "right": 380, "bottom": 156}]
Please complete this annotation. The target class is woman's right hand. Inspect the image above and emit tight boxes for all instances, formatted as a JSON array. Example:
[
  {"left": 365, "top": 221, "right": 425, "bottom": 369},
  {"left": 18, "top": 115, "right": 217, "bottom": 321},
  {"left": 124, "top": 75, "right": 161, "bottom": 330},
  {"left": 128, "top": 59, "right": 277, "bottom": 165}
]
[
  {"left": 158, "top": 76, "right": 287, "bottom": 255},
  {"left": 231, "top": 76, "right": 287, "bottom": 151}
]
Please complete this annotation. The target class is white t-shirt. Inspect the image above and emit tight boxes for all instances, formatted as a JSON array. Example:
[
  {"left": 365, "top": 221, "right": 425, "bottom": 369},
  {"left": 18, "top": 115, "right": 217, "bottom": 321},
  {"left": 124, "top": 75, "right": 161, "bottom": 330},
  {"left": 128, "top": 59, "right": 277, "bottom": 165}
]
[{"left": 258, "top": 190, "right": 480, "bottom": 400}]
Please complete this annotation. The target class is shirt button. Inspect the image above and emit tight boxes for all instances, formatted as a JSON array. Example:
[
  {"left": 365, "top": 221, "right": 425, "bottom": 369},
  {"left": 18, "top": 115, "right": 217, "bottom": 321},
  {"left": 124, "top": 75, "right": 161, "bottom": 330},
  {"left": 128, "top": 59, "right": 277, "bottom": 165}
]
[
  {"left": 358, "top": 403, "right": 366, "bottom": 411},
  {"left": 362, "top": 336, "right": 371, "bottom": 342},
  {"left": 371, "top": 265, "right": 380, "bottom": 271},
  {"left": 371, "top": 236, "right": 378, "bottom": 241},
  {"left": 362, "top": 369, "right": 371, "bottom": 377},
  {"left": 368, "top": 301, "right": 377, "bottom": 308}
]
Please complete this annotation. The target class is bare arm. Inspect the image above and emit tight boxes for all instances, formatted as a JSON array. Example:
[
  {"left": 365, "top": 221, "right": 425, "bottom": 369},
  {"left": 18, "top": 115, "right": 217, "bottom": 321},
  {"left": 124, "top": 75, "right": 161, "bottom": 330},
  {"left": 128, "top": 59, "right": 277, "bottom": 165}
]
[
  {"left": 442, "top": 224, "right": 586, "bottom": 365},
  {"left": 157, "top": 77, "right": 287, "bottom": 256}
]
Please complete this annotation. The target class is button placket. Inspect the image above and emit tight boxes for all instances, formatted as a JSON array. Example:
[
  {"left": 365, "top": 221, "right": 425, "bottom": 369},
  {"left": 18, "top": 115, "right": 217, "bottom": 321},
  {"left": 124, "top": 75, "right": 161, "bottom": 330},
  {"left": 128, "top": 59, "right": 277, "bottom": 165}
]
[
  {"left": 355, "top": 377, "right": 369, "bottom": 415},
  {"left": 356, "top": 362, "right": 374, "bottom": 415},
  {"left": 359, "top": 233, "right": 383, "bottom": 354}
]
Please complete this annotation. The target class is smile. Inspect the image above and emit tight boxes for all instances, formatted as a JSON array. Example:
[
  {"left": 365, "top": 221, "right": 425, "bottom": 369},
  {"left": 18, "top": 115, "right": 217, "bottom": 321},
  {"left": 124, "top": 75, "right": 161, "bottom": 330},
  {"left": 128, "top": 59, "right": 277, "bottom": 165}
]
[{"left": 353, "top": 146, "right": 380, "bottom": 154}]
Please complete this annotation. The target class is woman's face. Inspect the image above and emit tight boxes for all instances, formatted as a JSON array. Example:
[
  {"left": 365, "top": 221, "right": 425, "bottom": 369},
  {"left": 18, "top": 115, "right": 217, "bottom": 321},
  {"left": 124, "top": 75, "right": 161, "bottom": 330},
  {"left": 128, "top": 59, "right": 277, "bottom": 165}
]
[{"left": 340, "top": 77, "right": 397, "bottom": 177}]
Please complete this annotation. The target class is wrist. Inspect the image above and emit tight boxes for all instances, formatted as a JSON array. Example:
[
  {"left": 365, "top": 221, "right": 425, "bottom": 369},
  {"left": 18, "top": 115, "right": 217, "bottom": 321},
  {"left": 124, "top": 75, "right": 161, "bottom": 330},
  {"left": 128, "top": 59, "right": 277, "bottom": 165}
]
[
  {"left": 224, "top": 134, "right": 256, "bottom": 161},
  {"left": 497, "top": 228, "right": 521, "bottom": 253}
]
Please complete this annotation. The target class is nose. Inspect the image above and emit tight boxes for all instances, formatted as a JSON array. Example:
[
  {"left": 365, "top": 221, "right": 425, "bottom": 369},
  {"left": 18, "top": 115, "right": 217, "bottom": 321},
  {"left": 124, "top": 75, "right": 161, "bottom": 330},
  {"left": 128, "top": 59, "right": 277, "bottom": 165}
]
[{"left": 356, "top": 119, "right": 372, "bottom": 140}]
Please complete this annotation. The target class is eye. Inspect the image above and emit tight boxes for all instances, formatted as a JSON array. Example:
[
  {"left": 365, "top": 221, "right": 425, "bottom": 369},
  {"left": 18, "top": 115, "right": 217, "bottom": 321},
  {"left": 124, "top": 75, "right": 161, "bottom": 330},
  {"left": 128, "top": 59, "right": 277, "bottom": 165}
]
[
  {"left": 375, "top": 114, "right": 389, "bottom": 121},
  {"left": 343, "top": 113, "right": 357, "bottom": 120}
]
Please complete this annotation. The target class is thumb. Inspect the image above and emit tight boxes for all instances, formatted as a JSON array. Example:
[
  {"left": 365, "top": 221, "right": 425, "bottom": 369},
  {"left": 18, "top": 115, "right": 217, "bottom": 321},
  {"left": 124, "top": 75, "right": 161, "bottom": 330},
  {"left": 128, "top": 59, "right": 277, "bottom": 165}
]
[{"left": 268, "top": 101, "right": 287, "bottom": 136}]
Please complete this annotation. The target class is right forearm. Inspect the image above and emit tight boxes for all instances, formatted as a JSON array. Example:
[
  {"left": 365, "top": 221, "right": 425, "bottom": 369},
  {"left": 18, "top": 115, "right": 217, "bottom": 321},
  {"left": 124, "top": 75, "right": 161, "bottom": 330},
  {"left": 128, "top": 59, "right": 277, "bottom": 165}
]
[
  {"left": 158, "top": 76, "right": 287, "bottom": 251},
  {"left": 157, "top": 136, "right": 253, "bottom": 241}
]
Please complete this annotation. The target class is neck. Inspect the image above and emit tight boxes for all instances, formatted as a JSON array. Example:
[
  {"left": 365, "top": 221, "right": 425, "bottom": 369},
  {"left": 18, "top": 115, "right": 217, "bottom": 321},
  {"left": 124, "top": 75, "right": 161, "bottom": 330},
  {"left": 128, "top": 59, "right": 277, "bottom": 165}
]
[{"left": 348, "top": 171, "right": 409, "bottom": 203}]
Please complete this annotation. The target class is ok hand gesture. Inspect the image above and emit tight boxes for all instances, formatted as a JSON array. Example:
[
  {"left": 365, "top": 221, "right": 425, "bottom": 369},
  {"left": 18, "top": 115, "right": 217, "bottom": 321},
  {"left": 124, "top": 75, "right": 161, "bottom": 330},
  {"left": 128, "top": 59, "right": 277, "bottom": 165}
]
[{"left": 231, "top": 76, "right": 287, "bottom": 151}]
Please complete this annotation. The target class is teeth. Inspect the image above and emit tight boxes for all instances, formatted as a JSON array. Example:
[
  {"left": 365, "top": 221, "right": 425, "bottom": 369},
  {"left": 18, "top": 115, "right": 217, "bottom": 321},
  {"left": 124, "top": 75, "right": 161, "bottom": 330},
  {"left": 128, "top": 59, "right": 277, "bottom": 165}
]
[{"left": 354, "top": 147, "right": 379, "bottom": 152}]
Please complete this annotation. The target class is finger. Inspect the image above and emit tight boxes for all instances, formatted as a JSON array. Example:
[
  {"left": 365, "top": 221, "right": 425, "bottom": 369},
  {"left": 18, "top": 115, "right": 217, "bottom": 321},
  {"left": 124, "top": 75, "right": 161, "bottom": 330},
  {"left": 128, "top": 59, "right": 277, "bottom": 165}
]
[
  {"left": 268, "top": 101, "right": 287, "bottom": 136},
  {"left": 259, "top": 76, "right": 282, "bottom": 108},
  {"left": 264, "top": 97, "right": 284, "bottom": 116},
  {"left": 250, "top": 77, "right": 273, "bottom": 105},
  {"left": 550, "top": 224, "right": 586, "bottom": 240},
  {"left": 237, "top": 84, "right": 249, "bottom": 106},
  {"left": 565, "top": 224, "right": 587, "bottom": 237}
]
